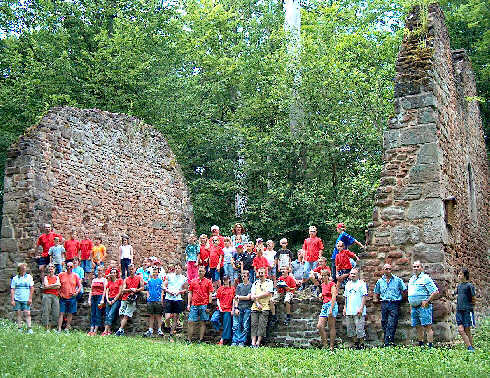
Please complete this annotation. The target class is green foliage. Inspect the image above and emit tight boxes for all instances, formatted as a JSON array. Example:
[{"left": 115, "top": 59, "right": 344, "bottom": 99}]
[{"left": 0, "top": 318, "right": 489, "bottom": 377}]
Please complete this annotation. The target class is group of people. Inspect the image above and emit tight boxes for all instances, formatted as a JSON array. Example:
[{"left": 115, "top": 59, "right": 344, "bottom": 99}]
[{"left": 9, "top": 223, "right": 477, "bottom": 351}]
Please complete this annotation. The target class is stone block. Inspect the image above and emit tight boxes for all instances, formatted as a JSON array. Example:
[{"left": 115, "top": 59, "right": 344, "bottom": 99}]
[
  {"left": 407, "top": 199, "right": 443, "bottom": 219},
  {"left": 412, "top": 243, "right": 444, "bottom": 263},
  {"left": 417, "top": 143, "right": 441, "bottom": 165},
  {"left": 394, "top": 83, "right": 421, "bottom": 97},
  {"left": 417, "top": 108, "right": 438, "bottom": 124},
  {"left": 395, "top": 185, "right": 422, "bottom": 200},
  {"left": 2, "top": 201, "right": 18, "bottom": 215},
  {"left": 0, "top": 238, "right": 18, "bottom": 253},
  {"left": 400, "top": 94, "right": 437, "bottom": 110},
  {"left": 408, "top": 163, "right": 440, "bottom": 183},
  {"left": 384, "top": 130, "right": 400, "bottom": 150},
  {"left": 422, "top": 182, "right": 442, "bottom": 198},
  {"left": 422, "top": 217, "right": 445, "bottom": 244},
  {"left": 400, "top": 124, "right": 438, "bottom": 146},
  {"left": 391, "top": 225, "right": 420, "bottom": 245},
  {"left": 380, "top": 207, "right": 405, "bottom": 221}
]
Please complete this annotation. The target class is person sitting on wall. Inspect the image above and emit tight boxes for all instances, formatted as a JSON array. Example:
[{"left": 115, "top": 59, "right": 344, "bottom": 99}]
[
  {"left": 302, "top": 226, "right": 324, "bottom": 280},
  {"left": 274, "top": 266, "right": 296, "bottom": 326},
  {"left": 331, "top": 223, "right": 364, "bottom": 282},
  {"left": 187, "top": 265, "right": 214, "bottom": 343},
  {"left": 291, "top": 249, "right": 305, "bottom": 289},
  {"left": 136, "top": 258, "right": 153, "bottom": 288},
  {"left": 334, "top": 241, "right": 359, "bottom": 288},
  {"left": 32, "top": 223, "right": 62, "bottom": 284}
]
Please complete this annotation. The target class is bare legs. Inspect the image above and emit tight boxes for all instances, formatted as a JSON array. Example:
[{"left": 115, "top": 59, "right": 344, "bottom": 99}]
[
  {"left": 317, "top": 316, "right": 336, "bottom": 350},
  {"left": 458, "top": 325, "right": 473, "bottom": 348}
]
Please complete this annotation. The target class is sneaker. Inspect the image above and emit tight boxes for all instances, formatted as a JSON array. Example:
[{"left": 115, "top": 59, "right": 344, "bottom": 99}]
[
  {"left": 231, "top": 343, "right": 237, "bottom": 346},
  {"left": 468, "top": 346, "right": 475, "bottom": 352},
  {"left": 115, "top": 329, "right": 124, "bottom": 336},
  {"left": 143, "top": 330, "right": 153, "bottom": 337},
  {"left": 217, "top": 340, "right": 224, "bottom": 346},
  {"left": 238, "top": 343, "right": 245, "bottom": 347},
  {"left": 27, "top": 328, "right": 33, "bottom": 334},
  {"left": 157, "top": 329, "right": 164, "bottom": 336},
  {"left": 100, "top": 331, "right": 107, "bottom": 336}
]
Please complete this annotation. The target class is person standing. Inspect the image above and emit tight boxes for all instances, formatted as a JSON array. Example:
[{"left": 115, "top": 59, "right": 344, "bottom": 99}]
[
  {"left": 210, "top": 225, "right": 225, "bottom": 248},
  {"left": 408, "top": 260, "right": 439, "bottom": 347},
  {"left": 231, "top": 270, "right": 253, "bottom": 346},
  {"left": 42, "top": 264, "right": 60, "bottom": 331},
  {"left": 455, "top": 268, "right": 476, "bottom": 351},
  {"left": 231, "top": 223, "right": 249, "bottom": 246},
  {"left": 209, "top": 236, "right": 224, "bottom": 288},
  {"left": 64, "top": 231, "right": 80, "bottom": 264},
  {"left": 32, "top": 224, "right": 62, "bottom": 283},
  {"left": 343, "top": 268, "right": 368, "bottom": 349},
  {"left": 119, "top": 236, "right": 133, "bottom": 279},
  {"left": 250, "top": 267, "right": 274, "bottom": 347},
  {"left": 276, "top": 239, "right": 293, "bottom": 277},
  {"left": 243, "top": 242, "right": 256, "bottom": 284},
  {"left": 222, "top": 237, "right": 236, "bottom": 281},
  {"left": 213, "top": 275, "right": 235, "bottom": 345},
  {"left": 185, "top": 235, "right": 199, "bottom": 283},
  {"left": 312, "top": 267, "right": 338, "bottom": 350},
  {"left": 198, "top": 234, "right": 210, "bottom": 277},
  {"left": 10, "top": 263, "right": 34, "bottom": 333},
  {"left": 187, "top": 265, "right": 214, "bottom": 342},
  {"left": 48, "top": 236, "right": 65, "bottom": 275},
  {"left": 91, "top": 237, "right": 106, "bottom": 277},
  {"left": 302, "top": 226, "right": 324, "bottom": 279},
  {"left": 144, "top": 267, "right": 164, "bottom": 337},
  {"left": 79, "top": 231, "right": 94, "bottom": 286},
  {"left": 72, "top": 257, "right": 85, "bottom": 302},
  {"left": 87, "top": 267, "right": 107, "bottom": 335},
  {"left": 331, "top": 223, "right": 364, "bottom": 281},
  {"left": 373, "top": 263, "right": 406, "bottom": 347},
  {"left": 102, "top": 267, "right": 123, "bottom": 336},
  {"left": 57, "top": 262, "right": 81, "bottom": 332},
  {"left": 164, "top": 264, "right": 187, "bottom": 339},
  {"left": 115, "top": 264, "right": 144, "bottom": 336}
]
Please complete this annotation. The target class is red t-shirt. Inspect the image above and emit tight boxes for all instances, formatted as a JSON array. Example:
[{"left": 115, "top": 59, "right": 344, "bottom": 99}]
[
  {"left": 37, "top": 232, "right": 62, "bottom": 257},
  {"left": 91, "top": 279, "right": 106, "bottom": 296},
  {"left": 313, "top": 265, "right": 330, "bottom": 274},
  {"left": 303, "top": 236, "right": 324, "bottom": 262},
  {"left": 209, "top": 234, "right": 225, "bottom": 248},
  {"left": 105, "top": 267, "right": 121, "bottom": 278},
  {"left": 199, "top": 245, "right": 210, "bottom": 266},
  {"left": 43, "top": 275, "right": 59, "bottom": 296},
  {"left": 80, "top": 239, "right": 94, "bottom": 260},
  {"left": 189, "top": 277, "right": 213, "bottom": 306},
  {"left": 278, "top": 274, "right": 296, "bottom": 294},
  {"left": 253, "top": 256, "right": 269, "bottom": 275},
  {"left": 107, "top": 278, "right": 123, "bottom": 299},
  {"left": 121, "top": 275, "right": 143, "bottom": 301},
  {"left": 321, "top": 281, "right": 336, "bottom": 303},
  {"left": 58, "top": 272, "right": 80, "bottom": 299},
  {"left": 209, "top": 245, "right": 224, "bottom": 269},
  {"left": 335, "top": 249, "right": 356, "bottom": 270},
  {"left": 64, "top": 239, "right": 80, "bottom": 260},
  {"left": 217, "top": 286, "right": 236, "bottom": 312}
]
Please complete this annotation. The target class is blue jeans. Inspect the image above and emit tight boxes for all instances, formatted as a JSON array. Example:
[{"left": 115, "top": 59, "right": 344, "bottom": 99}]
[
  {"left": 90, "top": 294, "right": 104, "bottom": 327},
  {"left": 249, "top": 269, "right": 256, "bottom": 284},
  {"left": 224, "top": 263, "right": 234, "bottom": 279},
  {"left": 121, "top": 258, "right": 131, "bottom": 279},
  {"left": 331, "top": 260, "right": 337, "bottom": 281},
  {"left": 303, "top": 261, "right": 318, "bottom": 279},
  {"left": 105, "top": 299, "right": 121, "bottom": 326},
  {"left": 381, "top": 301, "right": 401, "bottom": 344},
  {"left": 54, "top": 264, "right": 62, "bottom": 275},
  {"left": 81, "top": 259, "right": 92, "bottom": 273},
  {"left": 232, "top": 308, "right": 251, "bottom": 344},
  {"left": 211, "top": 311, "right": 233, "bottom": 341}
]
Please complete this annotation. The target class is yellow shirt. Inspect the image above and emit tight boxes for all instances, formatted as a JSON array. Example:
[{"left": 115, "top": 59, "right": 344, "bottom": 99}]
[
  {"left": 251, "top": 279, "right": 273, "bottom": 311},
  {"left": 92, "top": 245, "right": 106, "bottom": 263}
]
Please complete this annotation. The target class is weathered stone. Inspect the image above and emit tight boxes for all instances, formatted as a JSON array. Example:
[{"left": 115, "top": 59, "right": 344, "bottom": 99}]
[
  {"left": 407, "top": 199, "right": 443, "bottom": 219},
  {"left": 0, "top": 238, "right": 18, "bottom": 253},
  {"left": 417, "top": 143, "right": 441, "bottom": 165},
  {"left": 395, "top": 185, "right": 422, "bottom": 201},
  {"left": 400, "top": 124, "right": 438, "bottom": 146},
  {"left": 391, "top": 225, "right": 420, "bottom": 245},
  {"left": 412, "top": 243, "right": 444, "bottom": 263},
  {"left": 384, "top": 130, "right": 401, "bottom": 150},
  {"left": 417, "top": 108, "right": 438, "bottom": 124},
  {"left": 380, "top": 207, "right": 405, "bottom": 221},
  {"left": 408, "top": 163, "right": 441, "bottom": 183},
  {"left": 422, "top": 217, "right": 445, "bottom": 244}
]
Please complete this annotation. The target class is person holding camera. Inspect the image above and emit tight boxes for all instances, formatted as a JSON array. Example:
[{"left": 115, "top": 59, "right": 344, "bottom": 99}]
[{"left": 115, "top": 264, "right": 144, "bottom": 336}]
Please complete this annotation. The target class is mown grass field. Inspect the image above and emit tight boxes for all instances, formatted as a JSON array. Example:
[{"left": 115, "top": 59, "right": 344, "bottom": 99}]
[{"left": 0, "top": 319, "right": 488, "bottom": 378}]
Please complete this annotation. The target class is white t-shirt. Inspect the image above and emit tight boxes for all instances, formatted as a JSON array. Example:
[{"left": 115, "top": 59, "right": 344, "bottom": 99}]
[
  {"left": 165, "top": 273, "right": 187, "bottom": 301},
  {"left": 344, "top": 279, "right": 368, "bottom": 316},
  {"left": 120, "top": 245, "right": 132, "bottom": 259},
  {"left": 223, "top": 247, "right": 236, "bottom": 264},
  {"left": 263, "top": 250, "right": 276, "bottom": 268}
]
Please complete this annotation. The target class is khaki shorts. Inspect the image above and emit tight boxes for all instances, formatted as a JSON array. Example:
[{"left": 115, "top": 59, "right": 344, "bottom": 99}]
[
  {"left": 272, "top": 291, "right": 293, "bottom": 304},
  {"left": 346, "top": 315, "right": 366, "bottom": 339}
]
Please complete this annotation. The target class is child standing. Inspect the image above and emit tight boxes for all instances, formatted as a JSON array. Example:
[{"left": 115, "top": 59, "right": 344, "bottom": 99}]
[
  {"left": 243, "top": 242, "right": 256, "bottom": 283},
  {"left": 91, "top": 237, "right": 106, "bottom": 277},
  {"left": 455, "top": 268, "right": 476, "bottom": 351},
  {"left": 144, "top": 267, "right": 164, "bottom": 337},
  {"left": 185, "top": 235, "right": 199, "bottom": 283},
  {"left": 198, "top": 234, "right": 210, "bottom": 277},
  {"left": 213, "top": 275, "right": 236, "bottom": 345},
  {"left": 48, "top": 237, "right": 65, "bottom": 274},
  {"left": 79, "top": 231, "right": 93, "bottom": 286},
  {"left": 264, "top": 240, "right": 277, "bottom": 282},
  {"left": 222, "top": 237, "right": 236, "bottom": 280},
  {"left": 276, "top": 238, "right": 292, "bottom": 276}
]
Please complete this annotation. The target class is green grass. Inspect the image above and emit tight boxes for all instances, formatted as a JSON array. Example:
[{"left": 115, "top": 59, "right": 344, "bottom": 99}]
[{"left": 0, "top": 320, "right": 489, "bottom": 377}]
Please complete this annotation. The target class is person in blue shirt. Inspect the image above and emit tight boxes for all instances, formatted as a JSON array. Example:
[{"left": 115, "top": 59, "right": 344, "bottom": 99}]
[
  {"left": 10, "top": 263, "right": 34, "bottom": 334},
  {"left": 374, "top": 263, "right": 407, "bottom": 346},
  {"left": 408, "top": 260, "right": 439, "bottom": 347},
  {"left": 144, "top": 268, "right": 164, "bottom": 337},
  {"left": 185, "top": 235, "right": 199, "bottom": 282},
  {"left": 331, "top": 223, "right": 364, "bottom": 282}
]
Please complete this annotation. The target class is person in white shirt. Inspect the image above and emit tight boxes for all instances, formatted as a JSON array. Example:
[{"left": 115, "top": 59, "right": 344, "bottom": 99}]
[
  {"left": 343, "top": 268, "right": 368, "bottom": 349},
  {"left": 164, "top": 264, "right": 187, "bottom": 339}
]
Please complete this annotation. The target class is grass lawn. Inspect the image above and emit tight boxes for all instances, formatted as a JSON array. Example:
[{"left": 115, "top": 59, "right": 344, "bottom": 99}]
[{"left": 0, "top": 319, "right": 488, "bottom": 377}]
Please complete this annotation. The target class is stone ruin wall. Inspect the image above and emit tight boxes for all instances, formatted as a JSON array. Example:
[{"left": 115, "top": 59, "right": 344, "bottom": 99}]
[
  {"left": 364, "top": 4, "right": 489, "bottom": 343},
  {"left": 0, "top": 107, "right": 194, "bottom": 319}
]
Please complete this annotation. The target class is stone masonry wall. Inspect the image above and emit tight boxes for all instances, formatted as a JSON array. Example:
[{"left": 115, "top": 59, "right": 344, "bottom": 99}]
[
  {"left": 364, "top": 4, "right": 489, "bottom": 343},
  {"left": 0, "top": 107, "right": 195, "bottom": 319}
]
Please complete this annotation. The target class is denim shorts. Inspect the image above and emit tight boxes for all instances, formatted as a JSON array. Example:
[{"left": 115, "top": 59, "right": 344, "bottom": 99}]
[
  {"left": 411, "top": 304, "right": 433, "bottom": 326},
  {"left": 14, "top": 301, "right": 30, "bottom": 311},
  {"left": 59, "top": 297, "right": 77, "bottom": 314},
  {"left": 319, "top": 301, "right": 338, "bottom": 318},
  {"left": 456, "top": 310, "right": 475, "bottom": 328},
  {"left": 81, "top": 259, "right": 92, "bottom": 273},
  {"left": 188, "top": 305, "right": 209, "bottom": 322},
  {"left": 36, "top": 256, "right": 50, "bottom": 267}
]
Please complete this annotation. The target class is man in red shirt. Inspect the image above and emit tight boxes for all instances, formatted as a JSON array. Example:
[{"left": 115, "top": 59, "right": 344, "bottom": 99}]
[
  {"left": 187, "top": 265, "right": 214, "bottom": 342},
  {"left": 115, "top": 264, "right": 144, "bottom": 336},
  {"left": 79, "top": 231, "right": 94, "bottom": 286},
  {"left": 302, "top": 225, "right": 324, "bottom": 280},
  {"left": 274, "top": 266, "right": 297, "bottom": 325},
  {"left": 57, "top": 262, "right": 81, "bottom": 332},
  {"left": 64, "top": 231, "right": 80, "bottom": 264},
  {"left": 32, "top": 224, "right": 62, "bottom": 283}
]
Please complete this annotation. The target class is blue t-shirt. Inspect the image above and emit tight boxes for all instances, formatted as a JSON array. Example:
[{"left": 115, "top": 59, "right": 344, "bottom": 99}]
[
  {"left": 73, "top": 266, "right": 85, "bottom": 293},
  {"left": 374, "top": 274, "right": 406, "bottom": 301},
  {"left": 11, "top": 274, "right": 34, "bottom": 302},
  {"left": 223, "top": 247, "right": 235, "bottom": 264},
  {"left": 147, "top": 277, "right": 163, "bottom": 302},
  {"left": 408, "top": 272, "right": 438, "bottom": 306},
  {"left": 331, "top": 232, "right": 356, "bottom": 260},
  {"left": 186, "top": 243, "right": 199, "bottom": 262}
]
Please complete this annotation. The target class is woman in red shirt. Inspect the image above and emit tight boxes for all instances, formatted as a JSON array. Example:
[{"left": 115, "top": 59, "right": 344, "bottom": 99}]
[
  {"left": 88, "top": 268, "right": 107, "bottom": 335},
  {"left": 102, "top": 268, "right": 123, "bottom": 336},
  {"left": 313, "top": 267, "right": 338, "bottom": 350},
  {"left": 42, "top": 264, "right": 60, "bottom": 330}
]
